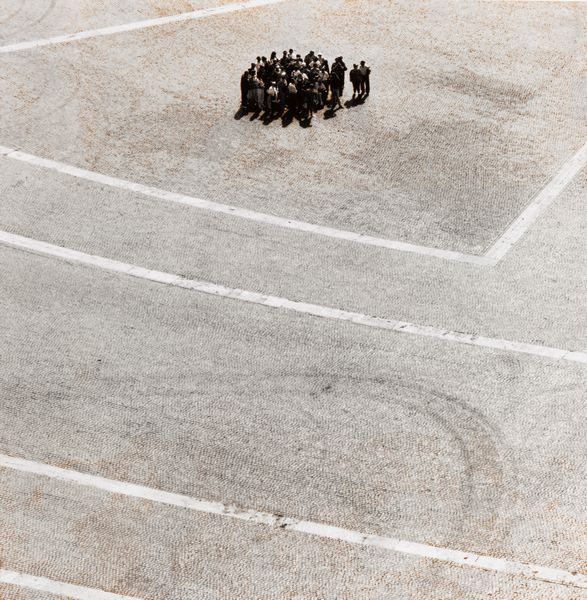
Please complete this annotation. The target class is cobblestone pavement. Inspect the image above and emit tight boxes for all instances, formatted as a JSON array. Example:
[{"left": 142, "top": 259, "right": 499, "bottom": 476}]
[{"left": 0, "top": 1, "right": 586, "bottom": 599}]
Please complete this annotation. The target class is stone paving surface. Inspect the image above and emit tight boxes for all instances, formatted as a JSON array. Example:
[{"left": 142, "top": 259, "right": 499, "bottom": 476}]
[
  {"left": 0, "top": 158, "right": 585, "bottom": 349},
  {"left": 1, "top": 249, "right": 586, "bottom": 570},
  {"left": 0, "top": 0, "right": 584, "bottom": 252},
  {"left": 0, "top": 585, "right": 58, "bottom": 600},
  {"left": 0, "top": 1, "right": 586, "bottom": 599},
  {"left": 0, "top": 0, "right": 238, "bottom": 46},
  {"left": 1, "top": 469, "right": 584, "bottom": 600}
]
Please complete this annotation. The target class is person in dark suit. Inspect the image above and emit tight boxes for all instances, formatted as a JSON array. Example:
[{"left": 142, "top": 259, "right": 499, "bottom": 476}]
[
  {"left": 332, "top": 56, "right": 347, "bottom": 95},
  {"left": 329, "top": 68, "right": 344, "bottom": 109},
  {"left": 240, "top": 70, "right": 250, "bottom": 106},
  {"left": 349, "top": 64, "right": 363, "bottom": 99},
  {"left": 277, "top": 74, "right": 289, "bottom": 113}
]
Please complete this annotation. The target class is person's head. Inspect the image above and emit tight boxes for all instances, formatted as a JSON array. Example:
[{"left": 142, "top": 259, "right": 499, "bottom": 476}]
[
  {"left": 270, "top": 51, "right": 277, "bottom": 59},
  {"left": 262, "top": 56, "right": 267, "bottom": 62},
  {"left": 360, "top": 60, "right": 365, "bottom": 66},
  {"left": 256, "top": 56, "right": 261, "bottom": 62},
  {"left": 289, "top": 49, "right": 293, "bottom": 54},
  {"left": 353, "top": 64, "right": 358, "bottom": 69}
]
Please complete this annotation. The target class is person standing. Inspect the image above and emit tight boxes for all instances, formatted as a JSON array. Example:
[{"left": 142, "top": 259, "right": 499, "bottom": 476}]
[
  {"left": 246, "top": 70, "right": 257, "bottom": 108},
  {"left": 278, "top": 74, "right": 289, "bottom": 113},
  {"left": 319, "top": 68, "right": 329, "bottom": 103},
  {"left": 255, "top": 77, "right": 265, "bottom": 110},
  {"left": 267, "top": 81, "right": 279, "bottom": 114},
  {"left": 287, "top": 79, "right": 298, "bottom": 112},
  {"left": 349, "top": 64, "right": 362, "bottom": 99},
  {"left": 359, "top": 60, "right": 371, "bottom": 96},
  {"left": 329, "top": 68, "right": 343, "bottom": 110},
  {"left": 316, "top": 79, "right": 327, "bottom": 109},
  {"left": 240, "top": 69, "right": 250, "bottom": 107},
  {"left": 332, "top": 56, "right": 348, "bottom": 95}
]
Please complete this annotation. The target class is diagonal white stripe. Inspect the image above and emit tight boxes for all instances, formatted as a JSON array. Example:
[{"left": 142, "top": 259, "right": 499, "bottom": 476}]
[
  {"left": 2, "top": 142, "right": 586, "bottom": 265},
  {"left": 0, "top": 568, "right": 142, "bottom": 600},
  {"left": 0, "top": 0, "right": 288, "bottom": 54},
  {"left": 0, "top": 230, "right": 585, "bottom": 364},
  {"left": 485, "top": 141, "right": 587, "bottom": 261},
  {"left": 0, "top": 145, "right": 493, "bottom": 265},
  {"left": 1, "top": 454, "right": 586, "bottom": 590}
]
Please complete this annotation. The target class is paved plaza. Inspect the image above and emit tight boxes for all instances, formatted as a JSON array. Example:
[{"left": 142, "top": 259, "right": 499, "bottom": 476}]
[{"left": 0, "top": 1, "right": 586, "bottom": 598}]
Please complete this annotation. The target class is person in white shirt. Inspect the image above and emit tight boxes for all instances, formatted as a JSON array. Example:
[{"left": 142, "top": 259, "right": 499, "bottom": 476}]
[{"left": 359, "top": 61, "right": 371, "bottom": 96}]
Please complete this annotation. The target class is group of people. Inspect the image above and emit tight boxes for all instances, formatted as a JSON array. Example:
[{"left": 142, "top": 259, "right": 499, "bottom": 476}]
[{"left": 239, "top": 50, "right": 371, "bottom": 121}]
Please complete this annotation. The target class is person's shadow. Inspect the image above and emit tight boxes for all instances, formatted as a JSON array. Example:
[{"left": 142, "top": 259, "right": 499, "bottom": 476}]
[
  {"left": 324, "top": 106, "right": 341, "bottom": 119},
  {"left": 344, "top": 96, "right": 366, "bottom": 109},
  {"left": 234, "top": 106, "right": 248, "bottom": 120},
  {"left": 281, "top": 108, "right": 295, "bottom": 127},
  {"left": 263, "top": 111, "right": 279, "bottom": 125}
]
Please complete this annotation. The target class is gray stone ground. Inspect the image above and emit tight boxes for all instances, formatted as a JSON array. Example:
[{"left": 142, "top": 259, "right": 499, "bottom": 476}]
[
  {"left": 0, "top": 0, "right": 240, "bottom": 45},
  {"left": 0, "top": 1, "right": 586, "bottom": 599},
  {"left": 0, "top": 0, "right": 585, "bottom": 252}
]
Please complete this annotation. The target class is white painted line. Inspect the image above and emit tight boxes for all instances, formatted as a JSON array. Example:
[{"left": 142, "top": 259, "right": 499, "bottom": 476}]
[
  {"left": 486, "top": 141, "right": 587, "bottom": 262},
  {"left": 1, "top": 230, "right": 586, "bottom": 364},
  {"left": 0, "top": 568, "right": 142, "bottom": 600},
  {"left": 1, "top": 454, "right": 586, "bottom": 590},
  {"left": 0, "top": 145, "right": 491, "bottom": 266},
  {"left": 0, "top": 0, "right": 288, "bottom": 54}
]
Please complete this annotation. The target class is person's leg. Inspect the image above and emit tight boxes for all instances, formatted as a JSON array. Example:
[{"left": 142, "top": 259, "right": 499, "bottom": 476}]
[{"left": 365, "top": 76, "right": 370, "bottom": 96}]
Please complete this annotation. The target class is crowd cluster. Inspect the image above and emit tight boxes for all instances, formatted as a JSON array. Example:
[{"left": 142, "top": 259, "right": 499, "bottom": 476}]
[{"left": 240, "top": 50, "right": 371, "bottom": 121}]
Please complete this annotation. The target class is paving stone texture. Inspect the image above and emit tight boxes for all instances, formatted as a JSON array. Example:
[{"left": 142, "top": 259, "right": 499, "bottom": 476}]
[
  {"left": 0, "top": 0, "right": 240, "bottom": 46},
  {"left": 0, "top": 1, "right": 586, "bottom": 599},
  {"left": 0, "top": 0, "right": 585, "bottom": 252}
]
